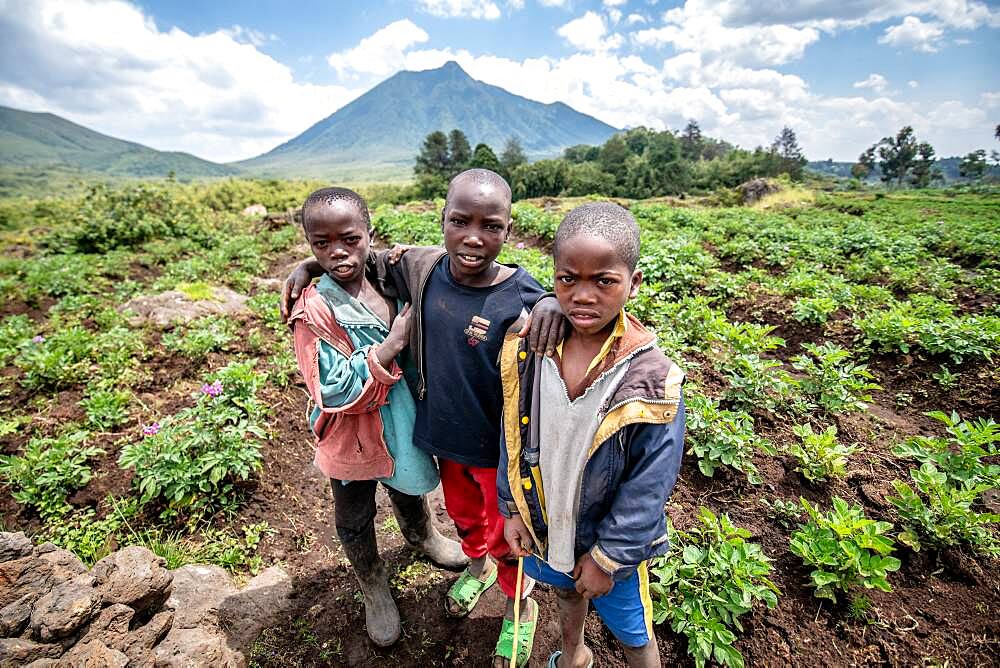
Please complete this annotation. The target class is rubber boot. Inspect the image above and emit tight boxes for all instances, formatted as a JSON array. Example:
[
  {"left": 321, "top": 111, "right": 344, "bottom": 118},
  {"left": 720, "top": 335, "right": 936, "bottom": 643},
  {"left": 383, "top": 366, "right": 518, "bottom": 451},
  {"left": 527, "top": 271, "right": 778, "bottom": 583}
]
[
  {"left": 391, "top": 494, "right": 469, "bottom": 569},
  {"left": 341, "top": 526, "right": 401, "bottom": 647}
]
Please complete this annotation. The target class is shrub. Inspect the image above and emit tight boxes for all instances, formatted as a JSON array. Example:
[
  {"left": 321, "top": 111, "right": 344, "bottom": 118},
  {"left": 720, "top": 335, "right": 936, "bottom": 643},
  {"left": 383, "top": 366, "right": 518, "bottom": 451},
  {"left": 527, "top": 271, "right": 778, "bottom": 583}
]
[
  {"left": 0, "top": 432, "right": 103, "bottom": 519},
  {"left": 786, "top": 424, "right": 858, "bottom": 482},
  {"left": 372, "top": 207, "right": 441, "bottom": 246},
  {"left": 791, "top": 342, "right": 879, "bottom": 413},
  {"left": 118, "top": 361, "right": 266, "bottom": 518},
  {"left": 650, "top": 508, "right": 779, "bottom": 668},
  {"left": 790, "top": 497, "right": 900, "bottom": 603},
  {"left": 15, "top": 326, "right": 97, "bottom": 390},
  {"left": 685, "top": 395, "right": 770, "bottom": 485},
  {"left": 890, "top": 463, "right": 1000, "bottom": 555}
]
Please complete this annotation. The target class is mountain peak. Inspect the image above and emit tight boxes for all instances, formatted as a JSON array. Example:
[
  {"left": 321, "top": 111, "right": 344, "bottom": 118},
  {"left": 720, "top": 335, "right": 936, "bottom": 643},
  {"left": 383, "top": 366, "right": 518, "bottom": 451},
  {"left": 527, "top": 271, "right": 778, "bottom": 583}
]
[{"left": 416, "top": 60, "right": 471, "bottom": 82}]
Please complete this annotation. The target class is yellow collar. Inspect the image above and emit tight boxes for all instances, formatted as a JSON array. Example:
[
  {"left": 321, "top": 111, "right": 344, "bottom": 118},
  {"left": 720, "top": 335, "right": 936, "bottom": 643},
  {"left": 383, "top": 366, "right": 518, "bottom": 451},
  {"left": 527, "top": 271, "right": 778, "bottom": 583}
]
[{"left": 556, "top": 309, "right": 629, "bottom": 375}]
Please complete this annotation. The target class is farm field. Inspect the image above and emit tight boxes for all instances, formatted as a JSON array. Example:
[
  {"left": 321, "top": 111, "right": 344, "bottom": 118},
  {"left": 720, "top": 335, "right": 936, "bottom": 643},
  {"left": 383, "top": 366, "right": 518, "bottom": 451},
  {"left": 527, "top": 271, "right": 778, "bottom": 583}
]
[{"left": 0, "top": 180, "right": 998, "bottom": 666}]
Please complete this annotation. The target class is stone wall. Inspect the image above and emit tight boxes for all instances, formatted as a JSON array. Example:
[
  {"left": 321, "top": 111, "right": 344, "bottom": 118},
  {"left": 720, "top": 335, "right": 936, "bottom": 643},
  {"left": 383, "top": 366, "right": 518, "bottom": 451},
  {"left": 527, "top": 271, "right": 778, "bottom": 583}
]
[{"left": 0, "top": 532, "right": 293, "bottom": 667}]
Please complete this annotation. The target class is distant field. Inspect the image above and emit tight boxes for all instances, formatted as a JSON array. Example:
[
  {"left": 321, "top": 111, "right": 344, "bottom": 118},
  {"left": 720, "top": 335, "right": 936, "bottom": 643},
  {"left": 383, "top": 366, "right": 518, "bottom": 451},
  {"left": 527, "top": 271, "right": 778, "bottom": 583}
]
[{"left": 0, "top": 181, "right": 997, "bottom": 666}]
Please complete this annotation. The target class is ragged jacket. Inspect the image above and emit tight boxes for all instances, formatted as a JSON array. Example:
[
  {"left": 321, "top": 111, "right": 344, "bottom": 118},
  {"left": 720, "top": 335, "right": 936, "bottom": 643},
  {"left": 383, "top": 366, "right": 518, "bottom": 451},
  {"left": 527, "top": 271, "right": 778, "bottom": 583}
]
[
  {"left": 289, "top": 282, "right": 404, "bottom": 481},
  {"left": 497, "top": 313, "right": 686, "bottom": 580}
]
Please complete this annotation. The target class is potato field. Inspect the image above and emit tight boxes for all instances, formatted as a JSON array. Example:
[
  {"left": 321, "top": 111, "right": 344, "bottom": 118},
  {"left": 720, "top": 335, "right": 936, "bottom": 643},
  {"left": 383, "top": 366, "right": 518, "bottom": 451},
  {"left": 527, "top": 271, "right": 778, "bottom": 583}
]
[{"left": 0, "top": 180, "right": 997, "bottom": 666}]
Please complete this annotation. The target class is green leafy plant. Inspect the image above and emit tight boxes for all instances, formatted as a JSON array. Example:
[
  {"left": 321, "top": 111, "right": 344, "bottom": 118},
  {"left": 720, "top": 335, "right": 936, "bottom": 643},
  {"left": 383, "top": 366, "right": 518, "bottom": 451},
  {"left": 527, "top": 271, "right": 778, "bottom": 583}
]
[
  {"left": 0, "top": 315, "right": 33, "bottom": 366},
  {"left": 759, "top": 497, "right": 804, "bottom": 529},
  {"left": 893, "top": 411, "right": 999, "bottom": 489},
  {"left": 162, "top": 317, "right": 236, "bottom": 360},
  {"left": 685, "top": 394, "right": 771, "bottom": 484},
  {"left": 791, "top": 342, "right": 880, "bottom": 413},
  {"left": 0, "top": 432, "right": 103, "bottom": 518},
  {"left": 118, "top": 361, "right": 266, "bottom": 518},
  {"left": 889, "top": 463, "right": 1000, "bottom": 555},
  {"left": 79, "top": 389, "right": 131, "bottom": 431},
  {"left": 789, "top": 497, "right": 900, "bottom": 603},
  {"left": 722, "top": 353, "right": 797, "bottom": 414},
  {"left": 792, "top": 296, "right": 838, "bottom": 324},
  {"left": 650, "top": 507, "right": 779, "bottom": 668},
  {"left": 786, "top": 424, "right": 858, "bottom": 483}
]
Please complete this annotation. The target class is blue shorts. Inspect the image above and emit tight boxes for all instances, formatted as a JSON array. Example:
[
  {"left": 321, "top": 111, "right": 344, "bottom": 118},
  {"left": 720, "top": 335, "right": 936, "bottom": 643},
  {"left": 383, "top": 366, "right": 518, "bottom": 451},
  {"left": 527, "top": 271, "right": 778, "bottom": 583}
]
[{"left": 522, "top": 555, "right": 653, "bottom": 648}]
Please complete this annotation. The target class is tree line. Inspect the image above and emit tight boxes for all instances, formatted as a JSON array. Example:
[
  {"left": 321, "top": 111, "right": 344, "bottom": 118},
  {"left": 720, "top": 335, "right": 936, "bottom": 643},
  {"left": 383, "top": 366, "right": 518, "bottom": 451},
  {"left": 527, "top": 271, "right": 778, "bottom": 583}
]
[
  {"left": 413, "top": 122, "right": 806, "bottom": 200},
  {"left": 851, "top": 124, "right": 999, "bottom": 186}
]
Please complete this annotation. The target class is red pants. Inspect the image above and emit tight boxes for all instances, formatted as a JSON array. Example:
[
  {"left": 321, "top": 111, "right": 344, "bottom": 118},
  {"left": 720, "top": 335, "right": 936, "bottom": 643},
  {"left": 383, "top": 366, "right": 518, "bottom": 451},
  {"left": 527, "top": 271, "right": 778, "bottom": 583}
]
[{"left": 438, "top": 458, "right": 526, "bottom": 599}]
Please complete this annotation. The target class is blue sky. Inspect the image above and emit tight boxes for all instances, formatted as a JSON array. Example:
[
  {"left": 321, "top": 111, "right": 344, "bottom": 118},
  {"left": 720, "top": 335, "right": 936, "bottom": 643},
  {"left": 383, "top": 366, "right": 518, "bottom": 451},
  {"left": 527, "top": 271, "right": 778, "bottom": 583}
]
[{"left": 1, "top": 0, "right": 997, "bottom": 163}]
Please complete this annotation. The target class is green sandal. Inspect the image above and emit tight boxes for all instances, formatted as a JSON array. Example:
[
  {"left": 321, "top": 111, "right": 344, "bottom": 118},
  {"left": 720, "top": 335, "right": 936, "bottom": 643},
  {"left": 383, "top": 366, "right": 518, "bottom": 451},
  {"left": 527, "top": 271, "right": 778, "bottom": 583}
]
[
  {"left": 494, "top": 598, "right": 538, "bottom": 668},
  {"left": 445, "top": 564, "right": 498, "bottom": 617}
]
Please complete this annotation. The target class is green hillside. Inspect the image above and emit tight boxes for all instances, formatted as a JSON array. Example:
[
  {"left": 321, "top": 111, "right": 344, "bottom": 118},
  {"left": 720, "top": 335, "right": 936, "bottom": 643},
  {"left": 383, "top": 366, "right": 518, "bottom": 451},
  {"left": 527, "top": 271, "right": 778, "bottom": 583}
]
[
  {"left": 236, "top": 61, "right": 619, "bottom": 179},
  {"left": 0, "top": 106, "right": 237, "bottom": 179}
]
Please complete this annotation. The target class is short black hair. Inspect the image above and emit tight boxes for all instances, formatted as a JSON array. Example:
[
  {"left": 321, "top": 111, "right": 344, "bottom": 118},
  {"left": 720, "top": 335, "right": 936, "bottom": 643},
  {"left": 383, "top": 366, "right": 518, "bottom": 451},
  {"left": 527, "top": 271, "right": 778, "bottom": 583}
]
[
  {"left": 302, "top": 187, "right": 371, "bottom": 231},
  {"left": 553, "top": 202, "right": 641, "bottom": 271},
  {"left": 446, "top": 169, "right": 512, "bottom": 205}
]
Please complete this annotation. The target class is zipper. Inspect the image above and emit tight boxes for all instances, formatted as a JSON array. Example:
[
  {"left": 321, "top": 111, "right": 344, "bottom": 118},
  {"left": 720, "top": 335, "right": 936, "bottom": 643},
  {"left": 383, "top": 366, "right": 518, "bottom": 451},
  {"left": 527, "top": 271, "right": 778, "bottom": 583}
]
[{"left": 414, "top": 256, "right": 438, "bottom": 400}]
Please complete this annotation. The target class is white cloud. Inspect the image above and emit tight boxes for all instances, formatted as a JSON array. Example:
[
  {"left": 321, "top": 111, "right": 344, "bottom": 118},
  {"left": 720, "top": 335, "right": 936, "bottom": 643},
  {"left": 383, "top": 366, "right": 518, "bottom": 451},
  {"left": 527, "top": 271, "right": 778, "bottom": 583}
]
[
  {"left": 220, "top": 25, "right": 275, "bottom": 47},
  {"left": 879, "top": 16, "right": 945, "bottom": 52},
  {"left": 416, "top": 0, "right": 501, "bottom": 20},
  {"left": 678, "top": 0, "right": 1000, "bottom": 31},
  {"left": 608, "top": 9, "right": 623, "bottom": 24},
  {"left": 0, "top": 0, "right": 360, "bottom": 162},
  {"left": 558, "top": 12, "right": 623, "bottom": 52},
  {"left": 634, "top": 8, "right": 820, "bottom": 67},
  {"left": 327, "top": 20, "right": 429, "bottom": 76},
  {"left": 908, "top": 80, "right": 919, "bottom": 88},
  {"left": 625, "top": 13, "right": 647, "bottom": 25},
  {"left": 853, "top": 73, "right": 889, "bottom": 93},
  {"left": 603, "top": 0, "right": 627, "bottom": 6},
  {"left": 538, "top": 0, "right": 569, "bottom": 7}
]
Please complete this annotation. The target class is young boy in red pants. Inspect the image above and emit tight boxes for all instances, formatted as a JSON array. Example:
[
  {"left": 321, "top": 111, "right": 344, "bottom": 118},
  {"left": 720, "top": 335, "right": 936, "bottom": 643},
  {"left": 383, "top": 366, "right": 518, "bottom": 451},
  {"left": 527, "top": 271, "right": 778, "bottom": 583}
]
[{"left": 284, "top": 169, "right": 564, "bottom": 666}]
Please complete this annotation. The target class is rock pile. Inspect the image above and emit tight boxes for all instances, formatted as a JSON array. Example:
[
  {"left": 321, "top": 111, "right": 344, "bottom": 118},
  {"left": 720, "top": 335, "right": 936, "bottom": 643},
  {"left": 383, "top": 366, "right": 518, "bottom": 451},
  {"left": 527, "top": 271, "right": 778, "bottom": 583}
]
[{"left": 0, "top": 533, "right": 293, "bottom": 667}]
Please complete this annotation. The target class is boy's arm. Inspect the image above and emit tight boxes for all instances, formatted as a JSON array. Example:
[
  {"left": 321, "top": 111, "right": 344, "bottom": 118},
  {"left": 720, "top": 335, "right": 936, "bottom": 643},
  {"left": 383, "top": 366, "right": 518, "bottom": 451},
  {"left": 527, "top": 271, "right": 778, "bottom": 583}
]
[
  {"left": 313, "top": 339, "right": 403, "bottom": 416},
  {"left": 515, "top": 274, "right": 566, "bottom": 357},
  {"left": 589, "top": 397, "right": 686, "bottom": 580}
]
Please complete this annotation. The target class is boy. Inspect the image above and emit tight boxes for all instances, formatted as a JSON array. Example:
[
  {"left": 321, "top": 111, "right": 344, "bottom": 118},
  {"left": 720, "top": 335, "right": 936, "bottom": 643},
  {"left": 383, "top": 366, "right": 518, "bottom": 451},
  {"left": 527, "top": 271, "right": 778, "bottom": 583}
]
[
  {"left": 498, "top": 202, "right": 686, "bottom": 668},
  {"left": 283, "top": 170, "right": 565, "bottom": 667},
  {"left": 287, "top": 187, "right": 466, "bottom": 648}
]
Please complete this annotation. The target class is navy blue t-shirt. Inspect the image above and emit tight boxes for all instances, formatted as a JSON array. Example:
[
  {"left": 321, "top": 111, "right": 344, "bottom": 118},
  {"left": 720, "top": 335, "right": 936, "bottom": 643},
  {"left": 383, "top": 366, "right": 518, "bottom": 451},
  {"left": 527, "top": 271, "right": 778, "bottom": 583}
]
[{"left": 414, "top": 257, "right": 545, "bottom": 468}]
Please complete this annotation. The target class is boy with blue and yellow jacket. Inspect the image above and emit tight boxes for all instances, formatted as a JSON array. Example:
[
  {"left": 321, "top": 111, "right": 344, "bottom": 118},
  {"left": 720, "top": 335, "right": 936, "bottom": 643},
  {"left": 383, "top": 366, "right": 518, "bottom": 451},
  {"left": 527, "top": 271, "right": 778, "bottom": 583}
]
[{"left": 498, "top": 202, "right": 685, "bottom": 668}]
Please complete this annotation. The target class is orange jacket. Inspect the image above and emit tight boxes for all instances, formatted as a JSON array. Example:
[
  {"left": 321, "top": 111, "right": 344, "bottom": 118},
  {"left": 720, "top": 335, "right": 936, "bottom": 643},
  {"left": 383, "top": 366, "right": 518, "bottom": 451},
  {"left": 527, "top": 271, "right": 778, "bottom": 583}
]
[{"left": 289, "top": 284, "right": 401, "bottom": 480}]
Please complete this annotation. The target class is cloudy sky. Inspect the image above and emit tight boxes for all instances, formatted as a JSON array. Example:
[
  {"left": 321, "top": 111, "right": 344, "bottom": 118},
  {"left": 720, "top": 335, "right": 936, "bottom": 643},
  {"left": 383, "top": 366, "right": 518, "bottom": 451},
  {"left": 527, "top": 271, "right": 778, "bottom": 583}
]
[{"left": 1, "top": 0, "right": 997, "bottom": 163}]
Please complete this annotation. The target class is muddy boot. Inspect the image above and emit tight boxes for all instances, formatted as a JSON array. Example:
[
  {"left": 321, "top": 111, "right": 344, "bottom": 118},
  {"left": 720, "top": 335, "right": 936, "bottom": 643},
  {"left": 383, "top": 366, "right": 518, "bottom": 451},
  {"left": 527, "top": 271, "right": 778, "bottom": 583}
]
[
  {"left": 390, "top": 494, "right": 469, "bottom": 569},
  {"left": 341, "top": 527, "right": 401, "bottom": 647}
]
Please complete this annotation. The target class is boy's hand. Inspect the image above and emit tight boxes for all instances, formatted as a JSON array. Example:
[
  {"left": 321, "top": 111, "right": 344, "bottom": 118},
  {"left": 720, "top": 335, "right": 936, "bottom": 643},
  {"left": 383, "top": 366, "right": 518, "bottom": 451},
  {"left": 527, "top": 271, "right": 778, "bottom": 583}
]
[
  {"left": 573, "top": 553, "right": 613, "bottom": 600},
  {"left": 375, "top": 304, "right": 411, "bottom": 369},
  {"left": 503, "top": 514, "right": 534, "bottom": 557},
  {"left": 518, "top": 295, "right": 566, "bottom": 357},
  {"left": 280, "top": 259, "right": 324, "bottom": 323},
  {"left": 386, "top": 244, "right": 412, "bottom": 265}
]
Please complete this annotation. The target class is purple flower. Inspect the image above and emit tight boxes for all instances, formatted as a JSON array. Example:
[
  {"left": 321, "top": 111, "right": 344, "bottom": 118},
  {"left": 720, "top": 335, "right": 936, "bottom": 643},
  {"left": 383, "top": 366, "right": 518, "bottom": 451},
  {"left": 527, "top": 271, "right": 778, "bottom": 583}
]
[
  {"left": 200, "top": 380, "right": 223, "bottom": 397},
  {"left": 142, "top": 422, "right": 160, "bottom": 437},
  {"left": 31, "top": 335, "right": 45, "bottom": 344},
  {"left": 516, "top": 242, "right": 526, "bottom": 250}
]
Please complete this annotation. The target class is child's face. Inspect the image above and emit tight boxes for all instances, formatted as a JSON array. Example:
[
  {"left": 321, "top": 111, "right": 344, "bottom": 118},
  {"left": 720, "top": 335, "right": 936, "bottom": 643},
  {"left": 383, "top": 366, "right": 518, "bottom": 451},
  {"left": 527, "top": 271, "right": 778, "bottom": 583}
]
[
  {"left": 303, "top": 202, "right": 371, "bottom": 289},
  {"left": 554, "top": 235, "right": 641, "bottom": 338},
  {"left": 440, "top": 179, "right": 512, "bottom": 284}
]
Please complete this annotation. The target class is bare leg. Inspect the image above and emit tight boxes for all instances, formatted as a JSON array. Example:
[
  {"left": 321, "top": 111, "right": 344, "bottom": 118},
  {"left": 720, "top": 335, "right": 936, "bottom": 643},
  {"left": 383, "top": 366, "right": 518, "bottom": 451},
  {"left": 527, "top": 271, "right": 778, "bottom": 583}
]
[
  {"left": 621, "top": 636, "right": 660, "bottom": 668},
  {"left": 553, "top": 588, "right": 592, "bottom": 667}
]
